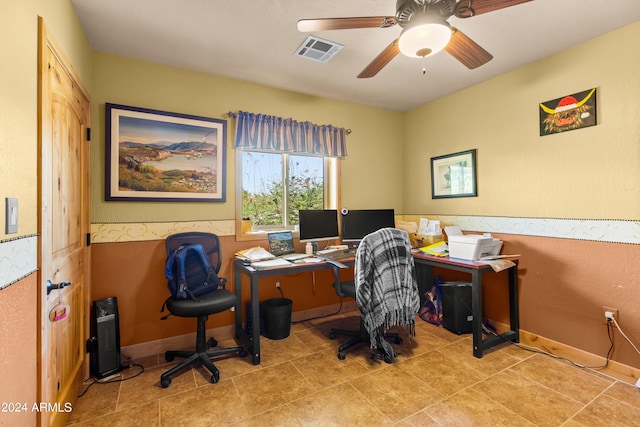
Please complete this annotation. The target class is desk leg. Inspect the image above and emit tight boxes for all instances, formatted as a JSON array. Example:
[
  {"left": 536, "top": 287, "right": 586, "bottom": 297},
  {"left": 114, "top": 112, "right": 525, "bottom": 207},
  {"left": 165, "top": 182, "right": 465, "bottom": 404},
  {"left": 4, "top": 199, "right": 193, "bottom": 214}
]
[
  {"left": 509, "top": 265, "right": 520, "bottom": 342},
  {"left": 233, "top": 267, "right": 261, "bottom": 365},
  {"left": 415, "top": 263, "right": 433, "bottom": 308},
  {"left": 234, "top": 268, "right": 243, "bottom": 338},
  {"left": 330, "top": 264, "right": 340, "bottom": 289},
  {"left": 250, "top": 276, "right": 261, "bottom": 365},
  {"left": 471, "top": 270, "right": 484, "bottom": 358}
]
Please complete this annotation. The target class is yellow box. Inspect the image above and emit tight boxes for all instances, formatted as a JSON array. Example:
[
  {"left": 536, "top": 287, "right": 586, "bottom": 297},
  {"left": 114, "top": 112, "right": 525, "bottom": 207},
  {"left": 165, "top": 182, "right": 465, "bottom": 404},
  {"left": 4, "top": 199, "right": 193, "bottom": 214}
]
[{"left": 409, "top": 233, "right": 443, "bottom": 248}]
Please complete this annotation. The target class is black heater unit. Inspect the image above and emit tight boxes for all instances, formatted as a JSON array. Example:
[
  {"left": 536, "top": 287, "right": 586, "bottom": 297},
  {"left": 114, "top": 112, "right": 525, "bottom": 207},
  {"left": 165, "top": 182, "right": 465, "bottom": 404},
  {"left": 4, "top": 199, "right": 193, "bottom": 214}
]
[{"left": 88, "top": 296, "right": 123, "bottom": 379}]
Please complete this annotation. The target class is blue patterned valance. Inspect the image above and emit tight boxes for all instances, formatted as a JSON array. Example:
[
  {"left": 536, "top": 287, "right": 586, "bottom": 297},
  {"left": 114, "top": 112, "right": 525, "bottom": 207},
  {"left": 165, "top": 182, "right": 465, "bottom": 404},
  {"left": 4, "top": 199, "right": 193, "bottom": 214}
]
[{"left": 233, "top": 111, "right": 348, "bottom": 157}]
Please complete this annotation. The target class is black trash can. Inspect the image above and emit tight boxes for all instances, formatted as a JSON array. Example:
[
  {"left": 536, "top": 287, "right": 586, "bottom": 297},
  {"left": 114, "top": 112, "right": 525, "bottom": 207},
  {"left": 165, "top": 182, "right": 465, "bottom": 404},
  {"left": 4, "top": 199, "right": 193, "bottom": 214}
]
[{"left": 260, "top": 298, "right": 292, "bottom": 340}]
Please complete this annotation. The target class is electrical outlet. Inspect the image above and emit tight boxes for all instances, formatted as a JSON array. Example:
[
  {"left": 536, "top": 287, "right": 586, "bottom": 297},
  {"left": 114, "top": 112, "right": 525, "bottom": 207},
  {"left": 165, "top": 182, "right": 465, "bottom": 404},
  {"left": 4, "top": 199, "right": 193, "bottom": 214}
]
[
  {"left": 275, "top": 282, "right": 281, "bottom": 291},
  {"left": 602, "top": 306, "right": 618, "bottom": 324}
]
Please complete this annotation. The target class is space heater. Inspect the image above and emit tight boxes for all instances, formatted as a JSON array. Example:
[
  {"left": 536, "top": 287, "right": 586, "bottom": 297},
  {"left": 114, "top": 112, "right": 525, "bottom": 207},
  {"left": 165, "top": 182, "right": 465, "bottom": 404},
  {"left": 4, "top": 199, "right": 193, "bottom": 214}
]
[{"left": 88, "top": 296, "right": 123, "bottom": 379}]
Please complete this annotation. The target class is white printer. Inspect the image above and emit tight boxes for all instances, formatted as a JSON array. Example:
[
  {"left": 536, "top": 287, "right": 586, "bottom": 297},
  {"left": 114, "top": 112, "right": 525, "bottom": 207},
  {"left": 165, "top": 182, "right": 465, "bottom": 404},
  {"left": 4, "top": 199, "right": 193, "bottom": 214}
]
[{"left": 445, "top": 226, "right": 502, "bottom": 261}]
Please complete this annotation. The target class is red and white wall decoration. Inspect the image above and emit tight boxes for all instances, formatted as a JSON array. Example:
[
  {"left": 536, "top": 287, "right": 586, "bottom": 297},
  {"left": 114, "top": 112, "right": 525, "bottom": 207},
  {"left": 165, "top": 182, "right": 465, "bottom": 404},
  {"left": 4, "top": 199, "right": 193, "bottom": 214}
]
[{"left": 539, "top": 88, "right": 597, "bottom": 136}]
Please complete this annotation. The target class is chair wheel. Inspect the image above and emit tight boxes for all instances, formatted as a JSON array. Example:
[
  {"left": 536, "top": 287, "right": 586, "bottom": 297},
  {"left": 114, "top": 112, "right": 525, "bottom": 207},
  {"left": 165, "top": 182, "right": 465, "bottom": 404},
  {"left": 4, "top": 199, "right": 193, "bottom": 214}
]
[
  {"left": 239, "top": 349, "right": 248, "bottom": 358},
  {"left": 210, "top": 371, "right": 220, "bottom": 384},
  {"left": 329, "top": 331, "right": 337, "bottom": 340},
  {"left": 337, "top": 351, "right": 346, "bottom": 360},
  {"left": 207, "top": 337, "right": 217, "bottom": 348},
  {"left": 161, "top": 377, "right": 171, "bottom": 388},
  {"left": 394, "top": 336, "right": 403, "bottom": 344},
  {"left": 165, "top": 354, "right": 175, "bottom": 362}
]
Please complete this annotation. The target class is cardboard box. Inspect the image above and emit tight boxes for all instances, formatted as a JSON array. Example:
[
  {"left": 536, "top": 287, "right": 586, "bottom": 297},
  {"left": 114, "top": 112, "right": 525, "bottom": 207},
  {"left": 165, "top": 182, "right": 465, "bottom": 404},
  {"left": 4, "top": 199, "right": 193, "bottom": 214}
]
[
  {"left": 410, "top": 233, "right": 443, "bottom": 248},
  {"left": 448, "top": 235, "right": 502, "bottom": 260}
]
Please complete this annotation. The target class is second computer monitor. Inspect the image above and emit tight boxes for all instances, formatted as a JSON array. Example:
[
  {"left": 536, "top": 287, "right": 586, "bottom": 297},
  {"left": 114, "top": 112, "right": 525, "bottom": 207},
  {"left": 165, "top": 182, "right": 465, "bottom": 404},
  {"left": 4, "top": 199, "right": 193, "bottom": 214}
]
[
  {"left": 298, "top": 209, "right": 340, "bottom": 243},
  {"left": 341, "top": 209, "right": 395, "bottom": 242}
]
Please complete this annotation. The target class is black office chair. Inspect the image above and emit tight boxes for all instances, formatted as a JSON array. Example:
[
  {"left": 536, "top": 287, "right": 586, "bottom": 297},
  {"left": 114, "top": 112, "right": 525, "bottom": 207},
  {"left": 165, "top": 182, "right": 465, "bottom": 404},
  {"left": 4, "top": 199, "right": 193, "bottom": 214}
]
[
  {"left": 160, "top": 232, "right": 246, "bottom": 388},
  {"left": 329, "top": 228, "right": 419, "bottom": 362}
]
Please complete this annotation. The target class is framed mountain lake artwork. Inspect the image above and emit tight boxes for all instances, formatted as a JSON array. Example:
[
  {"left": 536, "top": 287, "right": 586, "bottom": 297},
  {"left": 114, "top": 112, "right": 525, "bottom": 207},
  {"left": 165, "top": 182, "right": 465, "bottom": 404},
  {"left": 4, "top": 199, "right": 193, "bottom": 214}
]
[{"left": 105, "top": 103, "right": 226, "bottom": 202}]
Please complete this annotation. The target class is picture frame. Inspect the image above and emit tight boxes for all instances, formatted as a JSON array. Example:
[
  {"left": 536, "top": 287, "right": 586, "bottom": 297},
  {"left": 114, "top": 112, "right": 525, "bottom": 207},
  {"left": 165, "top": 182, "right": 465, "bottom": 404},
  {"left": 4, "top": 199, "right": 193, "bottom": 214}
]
[
  {"left": 105, "top": 103, "right": 226, "bottom": 202},
  {"left": 539, "top": 88, "right": 597, "bottom": 136},
  {"left": 430, "top": 149, "right": 477, "bottom": 199}
]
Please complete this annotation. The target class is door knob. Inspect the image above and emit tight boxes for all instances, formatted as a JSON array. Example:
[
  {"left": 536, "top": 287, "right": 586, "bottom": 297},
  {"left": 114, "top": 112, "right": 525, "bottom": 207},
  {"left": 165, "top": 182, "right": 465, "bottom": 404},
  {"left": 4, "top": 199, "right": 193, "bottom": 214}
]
[{"left": 46, "top": 280, "right": 71, "bottom": 295}]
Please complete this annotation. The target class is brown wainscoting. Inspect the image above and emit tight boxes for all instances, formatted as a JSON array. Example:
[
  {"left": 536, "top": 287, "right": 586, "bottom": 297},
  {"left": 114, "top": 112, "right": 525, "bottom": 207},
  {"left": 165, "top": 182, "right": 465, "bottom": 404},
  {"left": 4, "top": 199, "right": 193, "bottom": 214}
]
[
  {"left": 90, "top": 232, "right": 640, "bottom": 372},
  {"left": 90, "top": 236, "right": 353, "bottom": 348},
  {"left": 0, "top": 273, "right": 38, "bottom": 426}
]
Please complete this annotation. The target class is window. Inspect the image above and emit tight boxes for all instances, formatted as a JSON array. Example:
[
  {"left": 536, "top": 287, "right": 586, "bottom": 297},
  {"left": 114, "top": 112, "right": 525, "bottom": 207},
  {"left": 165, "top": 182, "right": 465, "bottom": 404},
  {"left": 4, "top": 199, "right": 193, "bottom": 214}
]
[
  {"left": 237, "top": 150, "right": 338, "bottom": 234},
  {"left": 232, "top": 111, "right": 346, "bottom": 238}
]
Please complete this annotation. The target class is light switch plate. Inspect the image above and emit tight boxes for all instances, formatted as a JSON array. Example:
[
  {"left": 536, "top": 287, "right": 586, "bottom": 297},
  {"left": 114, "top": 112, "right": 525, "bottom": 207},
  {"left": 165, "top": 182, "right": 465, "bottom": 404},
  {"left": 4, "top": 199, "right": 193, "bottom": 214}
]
[{"left": 6, "top": 198, "right": 18, "bottom": 234}]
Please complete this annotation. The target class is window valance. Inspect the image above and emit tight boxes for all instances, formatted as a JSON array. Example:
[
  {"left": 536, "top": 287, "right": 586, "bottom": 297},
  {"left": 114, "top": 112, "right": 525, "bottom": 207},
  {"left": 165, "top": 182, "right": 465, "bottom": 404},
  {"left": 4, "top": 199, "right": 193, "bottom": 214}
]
[{"left": 233, "top": 110, "right": 348, "bottom": 157}]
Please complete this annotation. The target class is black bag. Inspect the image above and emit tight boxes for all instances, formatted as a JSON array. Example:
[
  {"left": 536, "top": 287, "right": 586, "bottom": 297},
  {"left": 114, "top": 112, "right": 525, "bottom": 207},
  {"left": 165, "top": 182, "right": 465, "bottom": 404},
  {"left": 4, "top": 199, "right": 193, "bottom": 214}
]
[
  {"left": 419, "top": 275, "right": 443, "bottom": 326},
  {"left": 164, "top": 243, "right": 223, "bottom": 300}
]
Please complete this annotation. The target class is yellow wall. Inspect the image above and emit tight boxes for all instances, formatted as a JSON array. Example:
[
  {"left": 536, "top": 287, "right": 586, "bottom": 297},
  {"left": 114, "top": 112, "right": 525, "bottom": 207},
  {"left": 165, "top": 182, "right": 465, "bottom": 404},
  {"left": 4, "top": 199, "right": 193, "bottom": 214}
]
[
  {"left": 403, "top": 22, "right": 640, "bottom": 219},
  {"left": 1, "top": 1, "right": 639, "bottom": 414},
  {"left": 87, "top": 23, "right": 640, "bottom": 374},
  {"left": 401, "top": 22, "right": 640, "bottom": 371},
  {"left": 0, "top": 0, "right": 92, "bottom": 238},
  {"left": 0, "top": 0, "right": 92, "bottom": 423},
  {"left": 90, "top": 52, "right": 404, "bottom": 223}
]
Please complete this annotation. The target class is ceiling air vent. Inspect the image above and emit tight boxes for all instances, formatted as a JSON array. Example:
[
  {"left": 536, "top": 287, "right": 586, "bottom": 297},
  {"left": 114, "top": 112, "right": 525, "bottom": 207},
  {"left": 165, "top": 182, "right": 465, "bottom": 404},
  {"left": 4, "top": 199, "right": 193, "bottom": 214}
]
[{"left": 294, "top": 35, "right": 343, "bottom": 63}]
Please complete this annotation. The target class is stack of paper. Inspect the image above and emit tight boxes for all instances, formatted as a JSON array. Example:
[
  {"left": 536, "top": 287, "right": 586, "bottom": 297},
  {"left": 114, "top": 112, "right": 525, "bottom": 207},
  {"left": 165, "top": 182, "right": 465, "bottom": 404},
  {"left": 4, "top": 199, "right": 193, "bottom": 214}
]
[
  {"left": 235, "top": 246, "right": 274, "bottom": 262},
  {"left": 250, "top": 258, "right": 292, "bottom": 270},
  {"left": 419, "top": 241, "right": 448, "bottom": 257},
  {"left": 484, "top": 259, "right": 517, "bottom": 272}
]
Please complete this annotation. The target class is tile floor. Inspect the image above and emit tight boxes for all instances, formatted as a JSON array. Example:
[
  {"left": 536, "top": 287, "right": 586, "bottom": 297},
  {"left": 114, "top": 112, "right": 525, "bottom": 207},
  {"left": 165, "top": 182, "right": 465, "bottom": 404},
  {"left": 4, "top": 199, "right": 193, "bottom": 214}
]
[{"left": 68, "top": 311, "right": 640, "bottom": 426}]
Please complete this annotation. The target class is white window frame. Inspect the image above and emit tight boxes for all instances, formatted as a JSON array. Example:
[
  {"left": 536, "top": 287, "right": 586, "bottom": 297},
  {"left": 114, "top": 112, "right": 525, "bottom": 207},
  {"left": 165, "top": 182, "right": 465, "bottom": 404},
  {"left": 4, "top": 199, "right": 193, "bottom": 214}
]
[{"left": 235, "top": 149, "right": 340, "bottom": 240}]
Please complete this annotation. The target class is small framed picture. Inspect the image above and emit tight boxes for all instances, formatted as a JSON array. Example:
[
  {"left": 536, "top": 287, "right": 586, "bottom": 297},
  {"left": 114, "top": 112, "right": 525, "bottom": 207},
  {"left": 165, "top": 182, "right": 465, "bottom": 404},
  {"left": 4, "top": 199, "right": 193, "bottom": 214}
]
[
  {"left": 539, "top": 88, "right": 597, "bottom": 136},
  {"left": 430, "top": 149, "right": 477, "bottom": 199},
  {"left": 105, "top": 103, "right": 226, "bottom": 202}
]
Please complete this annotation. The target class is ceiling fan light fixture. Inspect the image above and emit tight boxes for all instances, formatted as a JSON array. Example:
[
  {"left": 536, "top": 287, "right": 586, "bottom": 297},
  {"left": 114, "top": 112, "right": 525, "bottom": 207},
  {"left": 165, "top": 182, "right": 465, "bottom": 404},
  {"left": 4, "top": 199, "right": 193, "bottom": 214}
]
[{"left": 398, "top": 18, "right": 452, "bottom": 58}]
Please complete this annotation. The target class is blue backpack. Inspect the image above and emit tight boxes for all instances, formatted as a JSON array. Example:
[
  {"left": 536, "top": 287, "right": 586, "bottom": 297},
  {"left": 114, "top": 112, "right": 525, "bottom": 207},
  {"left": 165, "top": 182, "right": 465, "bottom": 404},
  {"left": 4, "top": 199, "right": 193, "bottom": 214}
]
[{"left": 164, "top": 243, "right": 223, "bottom": 300}]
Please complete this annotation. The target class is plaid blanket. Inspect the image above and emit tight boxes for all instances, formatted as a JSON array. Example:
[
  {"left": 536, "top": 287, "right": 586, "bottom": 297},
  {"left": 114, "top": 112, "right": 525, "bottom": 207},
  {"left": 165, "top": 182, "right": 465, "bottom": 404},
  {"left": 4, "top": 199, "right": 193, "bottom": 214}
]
[{"left": 354, "top": 228, "right": 420, "bottom": 361}]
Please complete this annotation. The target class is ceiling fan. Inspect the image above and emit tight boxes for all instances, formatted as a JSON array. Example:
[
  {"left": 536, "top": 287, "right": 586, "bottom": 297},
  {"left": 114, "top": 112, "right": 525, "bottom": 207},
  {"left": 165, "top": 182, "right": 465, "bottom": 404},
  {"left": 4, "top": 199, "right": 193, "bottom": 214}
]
[{"left": 297, "top": 0, "right": 533, "bottom": 78}]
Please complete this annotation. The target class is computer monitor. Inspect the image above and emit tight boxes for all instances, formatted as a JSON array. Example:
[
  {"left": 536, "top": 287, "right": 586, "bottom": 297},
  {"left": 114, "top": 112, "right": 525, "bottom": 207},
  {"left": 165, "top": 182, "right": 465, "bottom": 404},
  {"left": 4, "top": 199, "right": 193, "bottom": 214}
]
[
  {"left": 298, "top": 209, "right": 340, "bottom": 243},
  {"left": 341, "top": 209, "right": 395, "bottom": 243}
]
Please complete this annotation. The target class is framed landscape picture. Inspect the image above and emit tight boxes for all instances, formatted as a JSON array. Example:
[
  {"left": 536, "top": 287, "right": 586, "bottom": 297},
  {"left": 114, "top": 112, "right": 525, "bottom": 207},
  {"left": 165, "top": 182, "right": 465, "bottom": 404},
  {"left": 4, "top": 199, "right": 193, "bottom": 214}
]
[
  {"left": 430, "top": 149, "right": 477, "bottom": 199},
  {"left": 105, "top": 103, "right": 226, "bottom": 202}
]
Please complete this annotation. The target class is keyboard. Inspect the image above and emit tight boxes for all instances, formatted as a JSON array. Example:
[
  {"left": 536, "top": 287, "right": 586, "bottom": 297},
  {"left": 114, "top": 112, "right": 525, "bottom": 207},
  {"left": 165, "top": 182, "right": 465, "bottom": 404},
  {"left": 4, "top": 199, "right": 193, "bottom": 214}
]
[
  {"left": 281, "top": 253, "right": 313, "bottom": 261},
  {"left": 316, "top": 248, "right": 354, "bottom": 261},
  {"left": 316, "top": 248, "right": 342, "bottom": 256}
]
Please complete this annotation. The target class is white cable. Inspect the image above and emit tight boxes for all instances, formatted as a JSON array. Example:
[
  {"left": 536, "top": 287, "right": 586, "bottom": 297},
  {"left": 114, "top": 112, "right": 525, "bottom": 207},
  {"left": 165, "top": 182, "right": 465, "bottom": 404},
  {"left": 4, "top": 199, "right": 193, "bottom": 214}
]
[
  {"left": 483, "top": 319, "right": 638, "bottom": 386},
  {"left": 610, "top": 316, "right": 640, "bottom": 356}
]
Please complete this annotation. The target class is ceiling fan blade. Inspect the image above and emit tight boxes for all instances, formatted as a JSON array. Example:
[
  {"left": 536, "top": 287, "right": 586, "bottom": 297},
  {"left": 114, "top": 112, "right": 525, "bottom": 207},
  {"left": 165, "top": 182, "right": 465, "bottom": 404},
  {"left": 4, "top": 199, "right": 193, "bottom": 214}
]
[
  {"left": 297, "top": 16, "right": 397, "bottom": 32},
  {"left": 444, "top": 28, "right": 493, "bottom": 69},
  {"left": 455, "top": 0, "right": 533, "bottom": 18},
  {"left": 357, "top": 39, "right": 400, "bottom": 78}
]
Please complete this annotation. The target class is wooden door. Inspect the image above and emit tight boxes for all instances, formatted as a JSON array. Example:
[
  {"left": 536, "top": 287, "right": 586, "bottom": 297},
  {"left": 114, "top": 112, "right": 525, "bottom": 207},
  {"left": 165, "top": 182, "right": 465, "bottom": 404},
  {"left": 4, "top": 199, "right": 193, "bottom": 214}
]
[{"left": 38, "top": 18, "right": 91, "bottom": 427}]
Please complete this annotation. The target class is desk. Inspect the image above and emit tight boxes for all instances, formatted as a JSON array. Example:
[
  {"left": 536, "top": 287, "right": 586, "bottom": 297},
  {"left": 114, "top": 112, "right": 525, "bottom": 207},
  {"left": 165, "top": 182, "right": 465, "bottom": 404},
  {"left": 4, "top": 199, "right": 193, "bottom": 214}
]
[
  {"left": 234, "top": 253, "right": 518, "bottom": 363},
  {"left": 233, "top": 258, "right": 347, "bottom": 365},
  {"left": 412, "top": 252, "right": 519, "bottom": 358}
]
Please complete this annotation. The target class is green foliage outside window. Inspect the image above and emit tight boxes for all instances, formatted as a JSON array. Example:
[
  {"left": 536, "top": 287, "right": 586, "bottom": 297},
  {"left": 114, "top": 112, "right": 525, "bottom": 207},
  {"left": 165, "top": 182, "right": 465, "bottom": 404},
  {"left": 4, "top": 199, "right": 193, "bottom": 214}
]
[{"left": 242, "top": 153, "right": 324, "bottom": 227}]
